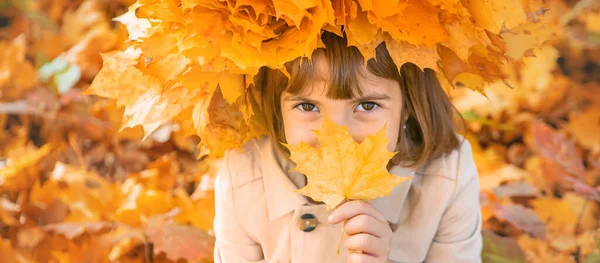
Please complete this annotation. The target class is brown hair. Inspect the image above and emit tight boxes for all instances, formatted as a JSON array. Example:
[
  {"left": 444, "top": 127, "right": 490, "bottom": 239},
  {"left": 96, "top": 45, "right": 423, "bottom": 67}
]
[{"left": 251, "top": 31, "right": 462, "bottom": 168}]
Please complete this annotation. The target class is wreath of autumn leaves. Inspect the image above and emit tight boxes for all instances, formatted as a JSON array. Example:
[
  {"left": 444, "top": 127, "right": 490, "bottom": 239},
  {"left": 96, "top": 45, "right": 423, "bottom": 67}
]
[{"left": 86, "top": 0, "right": 553, "bottom": 157}]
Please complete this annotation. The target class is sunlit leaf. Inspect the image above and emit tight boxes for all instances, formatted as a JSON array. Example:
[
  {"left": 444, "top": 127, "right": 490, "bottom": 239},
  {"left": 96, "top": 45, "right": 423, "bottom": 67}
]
[{"left": 284, "top": 117, "right": 411, "bottom": 211}]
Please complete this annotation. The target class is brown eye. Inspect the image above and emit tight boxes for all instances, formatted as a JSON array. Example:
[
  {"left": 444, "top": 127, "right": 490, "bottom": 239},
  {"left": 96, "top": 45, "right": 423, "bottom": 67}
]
[
  {"left": 298, "top": 103, "right": 318, "bottom": 112},
  {"left": 356, "top": 102, "right": 378, "bottom": 112}
]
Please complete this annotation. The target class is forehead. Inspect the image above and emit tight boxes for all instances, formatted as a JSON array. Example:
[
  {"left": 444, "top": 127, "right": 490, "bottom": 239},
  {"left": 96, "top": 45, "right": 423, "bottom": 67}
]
[{"left": 285, "top": 52, "right": 396, "bottom": 100}]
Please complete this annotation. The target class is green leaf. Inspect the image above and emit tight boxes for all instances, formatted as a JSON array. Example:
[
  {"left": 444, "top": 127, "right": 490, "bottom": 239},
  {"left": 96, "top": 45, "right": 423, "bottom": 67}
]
[
  {"left": 460, "top": 110, "right": 516, "bottom": 131},
  {"left": 38, "top": 57, "right": 81, "bottom": 94},
  {"left": 461, "top": 110, "right": 480, "bottom": 121},
  {"left": 482, "top": 230, "right": 527, "bottom": 263},
  {"left": 38, "top": 57, "right": 69, "bottom": 81},
  {"left": 54, "top": 65, "right": 80, "bottom": 94},
  {"left": 483, "top": 254, "right": 521, "bottom": 263},
  {"left": 584, "top": 253, "right": 600, "bottom": 263},
  {"left": 589, "top": 32, "right": 600, "bottom": 44}
]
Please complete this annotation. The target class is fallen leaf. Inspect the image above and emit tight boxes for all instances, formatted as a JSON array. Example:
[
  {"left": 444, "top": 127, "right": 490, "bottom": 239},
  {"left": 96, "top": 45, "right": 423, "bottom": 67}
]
[
  {"left": 0, "top": 143, "right": 54, "bottom": 191},
  {"left": 518, "top": 234, "right": 577, "bottom": 263},
  {"left": 0, "top": 239, "right": 20, "bottom": 263},
  {"left": 532, "top": 197, "right": 578, "bottom": 234},
  {"left": 533, "top": 121, "right": 586, "bottom": 178},
  {"left": 482, "top": 229, "right": 527, "bottom": 263},
  {"left": 479, "top": 165, "right": 528, "bottom": 191},
  {"left": 566, "top": 105, "right": 600, "bottom": 154},
  {"left": 146, "top": 212, "right": 215, "bottom": 262},
  {"left": 42, "top": 221, "right": 117, "bottom": 239},
  {"left": 0, "top": 35, "right": 39, "bottom": 99},
  {"left": 17, "top": 227, "right": 46, "bottom": 248},
  {"left": 562, "top": 193, "right": 600, "bottom": 232},
  {"left": 494, "top": 204, "right": 547, "bottom": 239},
  {"left": 492, "top": 181, "right": 537, "bottom": 199}
]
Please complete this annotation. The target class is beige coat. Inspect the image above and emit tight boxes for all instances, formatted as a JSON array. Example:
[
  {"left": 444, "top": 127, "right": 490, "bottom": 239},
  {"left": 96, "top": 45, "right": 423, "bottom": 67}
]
[{"left": 213, "top": 135, "right": 482, "bottom": 263}]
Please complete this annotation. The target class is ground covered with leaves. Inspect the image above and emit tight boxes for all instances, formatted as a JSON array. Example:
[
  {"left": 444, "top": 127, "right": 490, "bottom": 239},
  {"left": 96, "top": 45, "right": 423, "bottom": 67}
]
[{"left": 0, "top": 0, "right": 599, "bottom": 262}]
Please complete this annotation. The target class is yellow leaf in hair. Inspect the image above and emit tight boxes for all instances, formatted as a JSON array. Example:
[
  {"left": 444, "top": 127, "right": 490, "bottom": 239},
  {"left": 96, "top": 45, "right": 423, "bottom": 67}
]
[
  {"left": 346, "top": 11, "right": 380, "bottom": 61},
  {"left": 386, "top": 40, "right": 439, "bottom": 70},
  {"left": 367, "top": 0, "right": 449, "bottom": 47},
  {"left": 85, "top": 49, "right": 160, "bottom": 108},
  {"left": 218, "top": 73, "right": 245, "bottom": 104},
  {"left": 284, "top": 117, "right": 411, "bottom": 211},
  {"left": 86, "top": 0, "right": 554, "bottom": 157},
  {"left": 500, "top": 21, "right": 554, "bottom": 60},
  {"left": 271, "top": 0, "right": 309, "bottom": 26},
  {"left": 460, "top": 0, "right": 527, "bottom": 34}
]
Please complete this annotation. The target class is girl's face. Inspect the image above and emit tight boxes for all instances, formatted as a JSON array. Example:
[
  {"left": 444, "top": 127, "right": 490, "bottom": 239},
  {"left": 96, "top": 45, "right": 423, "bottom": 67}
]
[{"left": 280, "top": 60, "right": 403, "bottom": 152}]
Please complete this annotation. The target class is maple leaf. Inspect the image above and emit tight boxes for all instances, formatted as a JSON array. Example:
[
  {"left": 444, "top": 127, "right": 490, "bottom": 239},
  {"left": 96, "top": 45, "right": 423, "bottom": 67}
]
[
  {"left": 145, "top": 209, "right": 215, "bottom": 262},
  {"left": 61, "top": 0, "right": 112, "bottom": 47},
  {"left": 533, "top": 121, "right": 586, "bottom": 178},
  {"left": 566, "top": 105, "right": 600, "bottom": 154},
  {"left": 481, "top": 230, "right": 527, "bottom": 263},
  {"left": 42, "top": 221, "right": 117, "bottom": 239},
  {"left": 0, "top": 143, "right": 54, "bottom": 192},
  {"left": 494, "top": 204, "right": 547, "bottom": 239},
  {"left": 532, "top": 197, "right": 578, "bottom": 232},
  {"left": 284, "top": 117, "right": 411, "bottom": 211},
  {"left": 0, "top": 35, "right": 38, "bottom": 100},
  {"left": 0, "top": 239, "right": 20, "bottom": 263},
  {"left": 492, "top": 181, "right": 537, "bottom": 199}
]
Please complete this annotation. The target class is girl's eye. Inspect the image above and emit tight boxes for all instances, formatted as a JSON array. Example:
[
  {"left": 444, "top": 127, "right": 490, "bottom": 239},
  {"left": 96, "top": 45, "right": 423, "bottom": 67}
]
[
  {"left": 355, "top": 102, "right": 378, "bottom": 112},
  {"left": 296, "top": 103, "right": 319, "bottom": 112}
]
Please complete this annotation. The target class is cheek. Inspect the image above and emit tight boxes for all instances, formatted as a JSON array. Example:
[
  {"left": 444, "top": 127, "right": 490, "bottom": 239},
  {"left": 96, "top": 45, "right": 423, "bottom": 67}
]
[
  {"left": 282, "top": 112, "right": 320, "bottom": 147},
  {"left": 385, "top": 119, "right": 401, "bottom": 152},
  {"left": 348, "top": 117, "right": 400, "bottom": 152}
]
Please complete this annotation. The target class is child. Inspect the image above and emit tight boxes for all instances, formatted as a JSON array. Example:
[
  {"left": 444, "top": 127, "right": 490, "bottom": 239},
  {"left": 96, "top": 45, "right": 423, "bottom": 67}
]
[{"left": 213, "top": 31, "right": 482, "bottom": 263}]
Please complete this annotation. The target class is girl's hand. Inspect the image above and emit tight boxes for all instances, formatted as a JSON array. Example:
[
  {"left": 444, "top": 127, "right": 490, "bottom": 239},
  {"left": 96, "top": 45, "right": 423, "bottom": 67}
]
[{"left": 328, "top": 200, "right": 393, "bottom": 263}]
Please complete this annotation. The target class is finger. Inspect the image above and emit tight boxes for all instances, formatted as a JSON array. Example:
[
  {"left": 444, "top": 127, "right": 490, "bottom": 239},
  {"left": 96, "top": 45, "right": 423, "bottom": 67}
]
[
  {"left": 348, "top": 252, "right": 380, "bottom": 263},
  {"left": 329, "top": 200, "right": 386, "bottom": 224},
  {"left": 344, "top": 214, "right": 390, "bottom": 238},
  {"left": 345, "top": 233, "right": 387, "bottom": 257}
]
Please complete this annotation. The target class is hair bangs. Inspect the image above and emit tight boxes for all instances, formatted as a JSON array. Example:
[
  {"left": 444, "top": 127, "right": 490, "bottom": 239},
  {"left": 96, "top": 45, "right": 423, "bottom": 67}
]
[{"left": 283, "top": 34, "right": 371, "bottom": 100}]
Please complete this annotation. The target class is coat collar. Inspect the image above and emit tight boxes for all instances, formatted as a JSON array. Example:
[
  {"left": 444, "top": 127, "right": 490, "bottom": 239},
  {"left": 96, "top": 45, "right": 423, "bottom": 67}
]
[
  {"left": 260, "top": 138, "right": 416, "bottom": 224},
  {"left": 261, "top": 139, "right": 309, "bottom": 220}
]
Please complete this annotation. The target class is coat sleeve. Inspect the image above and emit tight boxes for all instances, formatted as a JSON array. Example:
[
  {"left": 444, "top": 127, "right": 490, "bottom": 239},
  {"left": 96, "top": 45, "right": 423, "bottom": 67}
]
[
  {"left": 424, "top": 141, "right": 483, "bottom": 263},
  {"left": 213, "top": 150, "right": 267, "bottom": 263}
]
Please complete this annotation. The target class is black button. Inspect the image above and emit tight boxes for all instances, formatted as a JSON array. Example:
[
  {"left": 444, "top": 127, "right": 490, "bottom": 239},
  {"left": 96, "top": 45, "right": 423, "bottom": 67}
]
[{"left": 297, "top": 213, "right": 318, "bottom": 232}]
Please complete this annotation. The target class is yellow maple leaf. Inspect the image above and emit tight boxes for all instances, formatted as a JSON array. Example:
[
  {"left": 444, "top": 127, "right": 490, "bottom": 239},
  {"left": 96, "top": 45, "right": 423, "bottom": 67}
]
[
  {"left": 566, "top": 105, "right": 600, "bottom": 154},
  {"left": 0, "top": 143, "right": 54, "bottom": 192},
  {"left": 0, "top": 35, "right": 38, "bottom": 100},
  {"left": 284, "top": 117, "right": 411, "bottom": 211},
  {"left": 460, "top": 0, "right": 526, "bottom": 34},
  {"left": 532, "top": 197, "right": 578, "bottom": 234}
]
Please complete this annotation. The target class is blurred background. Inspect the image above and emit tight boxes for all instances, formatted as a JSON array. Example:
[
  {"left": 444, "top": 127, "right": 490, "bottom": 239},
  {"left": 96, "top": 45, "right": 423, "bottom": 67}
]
[{"left": 0, "top": 0, "right": 599, "bottom": 262}]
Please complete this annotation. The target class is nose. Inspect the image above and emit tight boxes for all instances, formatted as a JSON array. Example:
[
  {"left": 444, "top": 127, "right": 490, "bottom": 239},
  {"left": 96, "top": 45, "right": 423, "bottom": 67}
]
[{"left": 324, "top": 111, "right": 365, "bottom": 144}]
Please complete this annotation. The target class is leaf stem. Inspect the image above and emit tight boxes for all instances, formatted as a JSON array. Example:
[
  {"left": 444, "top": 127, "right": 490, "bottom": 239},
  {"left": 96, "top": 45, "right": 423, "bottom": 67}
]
[
  {"left": 337, "top": 221, "right": 344, "bottom": 255},
  {"left": 336, "top": 197, "right": 348, "bottom": 255}
]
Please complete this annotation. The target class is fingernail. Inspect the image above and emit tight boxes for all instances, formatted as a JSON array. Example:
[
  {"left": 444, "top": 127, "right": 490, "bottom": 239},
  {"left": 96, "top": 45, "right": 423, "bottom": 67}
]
[{"left": 328, "top": 214, "right": 334, "bottom": 223}]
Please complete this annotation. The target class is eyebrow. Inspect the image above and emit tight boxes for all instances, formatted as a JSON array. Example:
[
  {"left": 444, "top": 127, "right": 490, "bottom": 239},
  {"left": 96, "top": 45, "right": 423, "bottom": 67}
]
[
  {"left": 284, "top": 96, "right": 319, "bottom": 104},
  {"left": 351, "top": 93, "right": 391, "bottom": 103},
  {"left": 283, "top": 93, "right": 391, "bottom": 104}
]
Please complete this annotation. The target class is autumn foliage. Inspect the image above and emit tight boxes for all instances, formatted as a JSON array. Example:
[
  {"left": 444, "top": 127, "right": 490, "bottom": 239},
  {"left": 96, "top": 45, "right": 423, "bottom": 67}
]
[
  {"left": 84, "top": 0, "right": 558, "bottom": 158},
  {"left": 0, "top": 0, "right": 599, "bottom": 262}
]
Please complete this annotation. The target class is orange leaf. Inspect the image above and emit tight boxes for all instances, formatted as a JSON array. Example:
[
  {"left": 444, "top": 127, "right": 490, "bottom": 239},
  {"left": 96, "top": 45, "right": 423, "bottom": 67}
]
[
  {"left": 566, "top": 105, "right": 600, "bottom": 154},
  {"left": 146, "top": 212, "right": 215, "bottom": 262},
  {"left": 0, "top": 239, "right": 20, "bottom": 263},
  {"left": 0, "top": 143, "right": 54, "bottom": 191}
]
